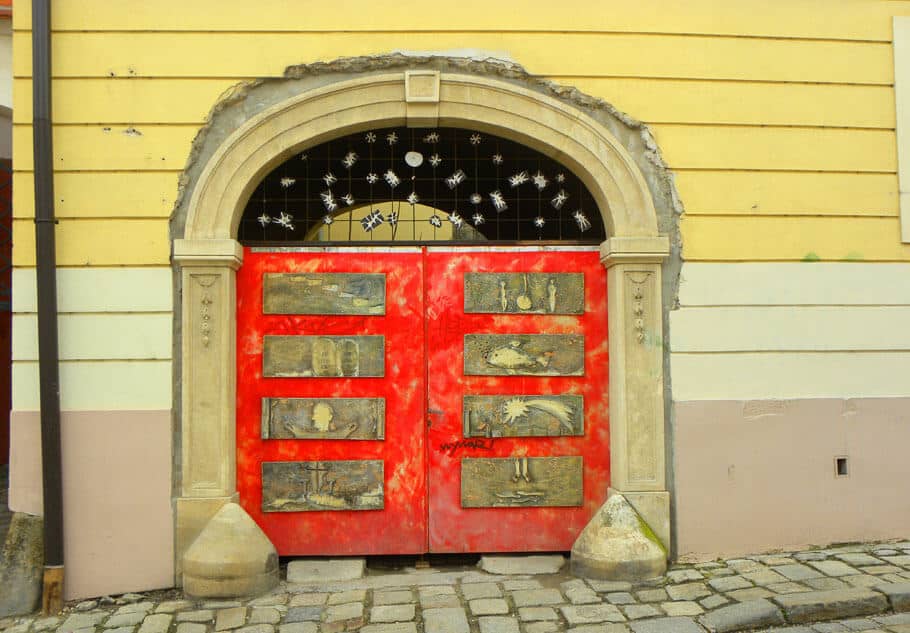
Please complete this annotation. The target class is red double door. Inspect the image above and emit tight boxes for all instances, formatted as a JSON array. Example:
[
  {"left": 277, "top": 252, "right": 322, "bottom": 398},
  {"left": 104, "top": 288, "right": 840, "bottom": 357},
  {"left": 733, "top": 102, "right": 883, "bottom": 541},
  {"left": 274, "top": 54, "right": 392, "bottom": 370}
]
[{"left": 236, "top": 246, "right": 609, "bottom": 555}]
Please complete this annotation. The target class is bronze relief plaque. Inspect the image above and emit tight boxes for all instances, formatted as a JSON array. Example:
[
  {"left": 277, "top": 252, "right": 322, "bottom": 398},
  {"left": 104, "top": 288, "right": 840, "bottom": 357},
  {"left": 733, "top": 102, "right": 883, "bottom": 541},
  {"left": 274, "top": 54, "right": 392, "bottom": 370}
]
[
  {"left": 263, "top": 335, "right": 384, "bottom": 377},
  {"left": 263, "top": 273, "right": 386, "bottom": 315},
  {"left": 463, "top": 334, "right": 584, "bottom": 376},
  {"left": 262, "top": 397, "right": 385, "bottom": 440},
  {"left": 463, "top": 395, "right": 583, "bottom": 438},
  {"left": 464, "top": 272, "right": 584, "bottom": 314},
  {"left": 461, "top": 456, "right": 583, "bottom": 508},
  {"left": 261, "top": 460, "right": 384, "bottom": 512}
]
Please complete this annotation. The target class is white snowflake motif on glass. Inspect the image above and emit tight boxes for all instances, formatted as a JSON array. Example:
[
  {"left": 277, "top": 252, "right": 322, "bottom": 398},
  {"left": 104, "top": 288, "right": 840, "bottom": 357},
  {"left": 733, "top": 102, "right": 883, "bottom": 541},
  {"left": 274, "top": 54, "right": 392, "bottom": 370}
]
[
  {"left": 472, "top": 213, "right": 485, "bottom": 226},
  {"left": 384, "top": 169, "right": 401, "bottom": 189},
  {"left": 407, "top": 191, "right": 420, "bottom": 206},
  {"left": 449, "top": 212, "right": 465, "bottom": 228},
  {"left": 533, "top": 216, "right": 546, "bottom": 228},
  {"left": 532, "top": 171, "right": 548, "bottom": 191},
  {"left": 469, "top": 133, "right": 482, "bottom": 145},
  {"left": 445, "top": 169, "right": 466, "bottom": 189},
  {"left": 323, "top": 172, "right": 337, "bottom": 186},
  {"left": 366, "top": 172, "right": 378, "bottom": 184},
  {"left": 429, "top": 215, "right": 443, "bottom": 228},
  {"left": 342, "top": 193, "right": 355, "bottom": 206},
  {"left": 489, "top": 190, "right": 508, "bottom": 212},
  {"left": 386, "top": 131, "right": 398, "bottom": 145},
  {"left": 342, "top": 151, "right": 358, "bottom": 169},
  {"left": 299, "top": 153, "right": 308, "bottom": 160},
  {"left": 364, "top": 132, "right": 377, "bottom": 143},
  {"left": 573, "top": 209, "right": 592, "bottom": 232},
  {"left": 320, "top": 190, "right": 338, "bottom": 212},
  {"left": 423, "top": 131, "right": 440, "bottom": 143},
  {"left": 257, "top": 213, "right": 271, "bottom": 227},
  {"left": 551, "top": 189, "right": 569, "bottom": 210},
  {"left": 492, "top": 154, "right": 504, "bottom": 165},
  {"left": 429, "top": 153, "right": 442, "bottom": 167},
  {"left": 275, "top": 212, "right": 295, "bottom": 230},
  {"left": 509, "top": 170, "right": 529, "bottom": 188},
  {"left": 322, "top": 214, "right": 334, "bottom": 225},
  {"left": 360, "top": 209, "right": 385, "bottom": 232},
  {"left": 280, "top": 177, "right": 296, "bottom": 188},
  {"left": 555, "top": 173, "right": 566, "bottom": 183},
  {"left": 469, "top": 193, "right": 482, "bottom": 205},
  {"left": 387, "top": 210, "right": 399, "bottom": 226}
]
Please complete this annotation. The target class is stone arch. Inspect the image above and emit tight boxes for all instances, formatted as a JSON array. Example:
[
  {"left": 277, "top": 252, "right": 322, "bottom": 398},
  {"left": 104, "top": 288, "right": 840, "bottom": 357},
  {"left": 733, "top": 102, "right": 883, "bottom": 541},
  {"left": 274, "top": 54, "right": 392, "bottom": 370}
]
[{"left": 172, "top": 64, "right": 672, "bottom": 591}]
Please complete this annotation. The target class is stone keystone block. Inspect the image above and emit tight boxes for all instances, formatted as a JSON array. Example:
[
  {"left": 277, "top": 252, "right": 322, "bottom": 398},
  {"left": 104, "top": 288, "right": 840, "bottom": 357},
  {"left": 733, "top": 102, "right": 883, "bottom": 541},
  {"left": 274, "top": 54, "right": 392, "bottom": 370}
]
[
  {"left": 772, "top": 588, "right": 889, "bottom": 623},
  {"left": 875, "top": 582, "right": 910, "bottom": 612},
  {"left": 698, "top": 599, "right": 784, "bottom": 633},
  {"left": 570, "top": 494, "right": 667, "bottom": 581}
]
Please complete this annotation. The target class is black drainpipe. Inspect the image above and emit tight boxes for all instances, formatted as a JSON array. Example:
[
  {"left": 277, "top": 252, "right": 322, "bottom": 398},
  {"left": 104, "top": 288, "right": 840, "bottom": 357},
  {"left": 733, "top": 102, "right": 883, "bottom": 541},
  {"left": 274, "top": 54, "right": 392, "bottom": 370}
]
[{"left": 32, "top": 0, "right": 64, "bottom": 614}]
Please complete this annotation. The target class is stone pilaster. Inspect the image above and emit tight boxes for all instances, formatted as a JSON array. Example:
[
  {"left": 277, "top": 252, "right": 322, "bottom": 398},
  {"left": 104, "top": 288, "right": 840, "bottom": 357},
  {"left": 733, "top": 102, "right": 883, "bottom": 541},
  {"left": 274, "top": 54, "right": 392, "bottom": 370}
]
[
  {"left": 599, "top": 236, "right": 670, "bottom": 550},
  {"left": 571, "top": 236, "right": 670, "bottom": 580},
  {"left": 172, "top": 239, "right": 263, "bottom": 590}
]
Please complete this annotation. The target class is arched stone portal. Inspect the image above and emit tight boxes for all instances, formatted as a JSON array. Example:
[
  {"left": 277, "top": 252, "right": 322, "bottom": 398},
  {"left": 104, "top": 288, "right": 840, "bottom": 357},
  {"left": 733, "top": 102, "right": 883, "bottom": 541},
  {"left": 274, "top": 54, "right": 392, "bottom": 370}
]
[{"left": 171, "top": 66, "right": 671, "bottom": 591}]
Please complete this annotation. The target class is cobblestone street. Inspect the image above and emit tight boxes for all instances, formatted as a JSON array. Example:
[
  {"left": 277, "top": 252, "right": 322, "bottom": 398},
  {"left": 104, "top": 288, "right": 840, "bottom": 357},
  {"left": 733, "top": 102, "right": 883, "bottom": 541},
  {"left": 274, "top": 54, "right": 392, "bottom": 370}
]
[{"left": 3, "top": 542, "right": 910, "bottom": 633}]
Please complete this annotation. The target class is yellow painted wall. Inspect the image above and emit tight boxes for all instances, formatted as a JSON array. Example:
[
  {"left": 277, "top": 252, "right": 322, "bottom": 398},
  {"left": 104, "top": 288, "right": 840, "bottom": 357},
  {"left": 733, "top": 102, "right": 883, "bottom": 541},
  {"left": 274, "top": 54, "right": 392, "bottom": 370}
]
[{"left": 10, "top": 0, "right": 910, "bottom": 266}]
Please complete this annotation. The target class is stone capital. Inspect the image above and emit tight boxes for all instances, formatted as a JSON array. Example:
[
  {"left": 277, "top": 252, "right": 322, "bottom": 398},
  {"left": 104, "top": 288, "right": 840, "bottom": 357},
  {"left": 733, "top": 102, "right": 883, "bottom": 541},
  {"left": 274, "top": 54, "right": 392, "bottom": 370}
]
[
  {"left": 600, "top": 236, "right": 670, "bottom": 267},
  {"left": 173, "top": 239, "right": 243, "bottom": 269}
]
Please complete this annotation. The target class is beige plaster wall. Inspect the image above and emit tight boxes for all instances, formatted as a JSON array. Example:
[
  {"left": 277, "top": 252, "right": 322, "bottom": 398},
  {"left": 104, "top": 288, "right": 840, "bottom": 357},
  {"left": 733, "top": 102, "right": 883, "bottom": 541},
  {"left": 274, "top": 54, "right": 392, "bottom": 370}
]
[
  {"left": 674, "top": 397, "right": 910, "bottom": 560},
  {"left": 9, "top": 410, "right": 174, "bottom": 600}
]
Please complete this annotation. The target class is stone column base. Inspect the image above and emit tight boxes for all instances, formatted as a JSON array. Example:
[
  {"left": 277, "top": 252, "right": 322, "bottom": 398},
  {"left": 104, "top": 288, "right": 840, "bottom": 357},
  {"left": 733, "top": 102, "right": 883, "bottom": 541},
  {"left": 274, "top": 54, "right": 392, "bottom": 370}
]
[
  {"left": 182, "top": 503, "right": 279, "bottom": 598},
  {"left": 570, "top": 493, "right": 667, "bottom": 581}
]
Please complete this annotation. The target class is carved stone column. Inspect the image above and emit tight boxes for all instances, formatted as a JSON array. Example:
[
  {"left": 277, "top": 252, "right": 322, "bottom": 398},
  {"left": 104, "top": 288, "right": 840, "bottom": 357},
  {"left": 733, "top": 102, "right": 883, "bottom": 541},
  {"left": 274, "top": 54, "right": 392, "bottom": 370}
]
[
  {"left": 172, "top": 239, "right": 277, "bottom": 594},
  {"left": 571, "top": 236, "right": 670, "bottom": 579}
]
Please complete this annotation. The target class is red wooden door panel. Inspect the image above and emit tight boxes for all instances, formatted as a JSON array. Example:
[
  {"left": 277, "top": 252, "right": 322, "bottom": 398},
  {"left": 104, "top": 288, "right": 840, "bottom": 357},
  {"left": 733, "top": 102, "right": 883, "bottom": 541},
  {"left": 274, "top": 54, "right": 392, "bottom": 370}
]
[
  {"left": 425, "top": 247, "right": 609, "bottom": 553},
  {"left": 236, "top": 248, "right": 427, "bottom": 555}
]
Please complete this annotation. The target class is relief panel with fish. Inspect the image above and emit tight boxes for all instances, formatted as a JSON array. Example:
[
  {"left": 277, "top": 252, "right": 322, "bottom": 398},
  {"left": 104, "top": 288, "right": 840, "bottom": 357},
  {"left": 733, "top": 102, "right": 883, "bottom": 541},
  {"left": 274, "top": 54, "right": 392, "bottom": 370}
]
[{"left": 463, "top": 334, "right": 585, "bottom": 376}]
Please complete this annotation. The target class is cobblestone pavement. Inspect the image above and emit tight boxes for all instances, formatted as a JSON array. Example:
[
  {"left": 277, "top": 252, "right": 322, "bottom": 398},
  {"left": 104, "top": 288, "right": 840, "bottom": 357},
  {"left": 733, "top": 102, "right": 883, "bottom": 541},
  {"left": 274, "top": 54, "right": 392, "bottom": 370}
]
[{"left": 3, "top": 541, "right": 910, "bottom": 633}]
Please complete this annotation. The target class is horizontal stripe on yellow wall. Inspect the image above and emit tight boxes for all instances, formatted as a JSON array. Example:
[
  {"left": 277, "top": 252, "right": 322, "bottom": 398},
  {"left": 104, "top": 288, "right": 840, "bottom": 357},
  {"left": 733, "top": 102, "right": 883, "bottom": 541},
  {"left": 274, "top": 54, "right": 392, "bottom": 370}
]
[
  {"left": 651, "top": 125, "right": 896, "bottom": 172},
  {"left": 12, "top": 267, "right": 173, "bottom": 313},
  {"left": 677, "top": 262, "right": 910, "bottom": 306},
  {"left": 12, "top": 0, "right": 910, "bottom": 42},
  {"left": 568, "top": 78, "right": 895, "bottom": 129},
  {"left": 12, "top": 123, "right": 895, "bottom": 174},
  {"left": 13, "top": 171, "right": 180, "bottom": 219},
  {"left": 12, "top": 32, "right": 894, "bottom": 84},
  {"left": 12, "top": 360, "right": 172, "bottom": 410},
  {"left": 680, "top": 216, "right": 910, "bottom": 261},
  {"left": 670, "top": 306, "right": 910, "bottom": 352},
  {"left": 670, "top": 351, "right": 910, "bottom": 400},
  {"left": 13, "top": 314, "right": 172, "bottom": 361},
  {"left": 12, "top": 77, "right": 897, "bottom": 129},
  {"left": 12, "top": 125, "right": 198, "bottom": 171},
  {"left": 675, "top": 172, "right": 898, "bottom": 216},
  {"left": 12, "top": 219, "right": 170, "bottom": 266},
  {"left": 13, "top": 78, "right": 239, "bottom": 125}
]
